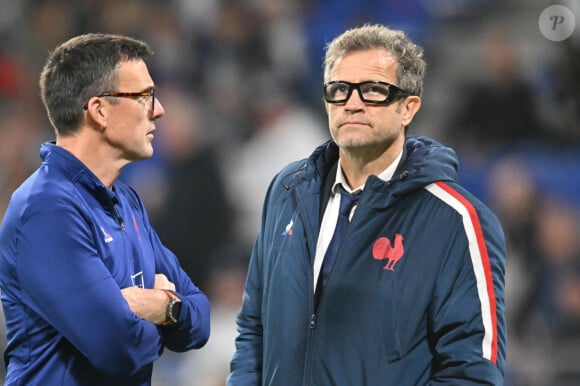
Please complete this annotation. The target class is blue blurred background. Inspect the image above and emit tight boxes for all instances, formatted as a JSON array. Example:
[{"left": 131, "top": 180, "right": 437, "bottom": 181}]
[{"left": 1, "top": 0, "right": 579, "bottom": 385}]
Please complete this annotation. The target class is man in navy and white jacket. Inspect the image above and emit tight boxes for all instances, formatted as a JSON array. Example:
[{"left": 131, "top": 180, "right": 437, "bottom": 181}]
[
  {"left": 228, "top": 24, "right": 506, "bottom": 385},
  {"left": 0, "top": 34, "right": 210, "bottom": 385}
]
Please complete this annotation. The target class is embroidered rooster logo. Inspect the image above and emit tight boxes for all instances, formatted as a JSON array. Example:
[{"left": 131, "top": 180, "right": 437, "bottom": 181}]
[{"left": 372, "top": 234, "right": 405, "bottom": 271}]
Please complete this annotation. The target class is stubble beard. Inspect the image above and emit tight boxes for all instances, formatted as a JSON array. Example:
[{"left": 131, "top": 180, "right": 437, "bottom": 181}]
[{"left": 334, "top": 128, "right": 400, "bottom": 158}]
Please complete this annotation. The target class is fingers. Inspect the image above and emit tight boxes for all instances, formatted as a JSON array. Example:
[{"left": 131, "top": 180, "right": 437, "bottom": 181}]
[{"left": 154, "top": 273, "right": 175, "bottom": 291}]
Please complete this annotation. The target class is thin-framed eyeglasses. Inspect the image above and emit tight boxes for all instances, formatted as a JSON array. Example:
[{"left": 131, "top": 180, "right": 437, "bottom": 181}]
[
  {"left": 323, "top": 81, "right": 410, "bottom": 105},
  {"left": 97, "top": 88, "right": 156, "bottom": 114}
]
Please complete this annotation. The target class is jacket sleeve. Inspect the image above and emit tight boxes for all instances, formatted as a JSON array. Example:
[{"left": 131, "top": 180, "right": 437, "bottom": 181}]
[
  {"left": 16, "top": 207, "right": 164, "bottom": 376},
  {"left": 130, "top": 187, "right": 210, "bottom": 352},
  {"left": 428, "top": 202, "right": 506, "bottom": 385},
  {"left": 148, "top": 233, "right": 211, "bottom": 352},
  {"left": 226, "top": 234, "right": 264, "bottom": 386}
]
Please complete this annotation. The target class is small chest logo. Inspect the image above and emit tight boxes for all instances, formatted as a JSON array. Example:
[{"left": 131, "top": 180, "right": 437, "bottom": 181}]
[
  {"left": 372, "top": 234, "right": 404, "bottom": 271},
  {"left": 100, "top": 226, "right": 114, "bottom": 243},
  {"left": 281, "top": 219, "right": 294, "bottom": 236},
  {"left": 131, "top": 271, "right": 144, "bottom": 288}
]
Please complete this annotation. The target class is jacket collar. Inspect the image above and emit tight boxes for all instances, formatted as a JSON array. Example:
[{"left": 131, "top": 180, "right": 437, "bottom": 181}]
[
  {"left": 286, "top": 135, "right": 459, "bottom": 205},
  {"left": 40, "top": 141, "right": 119, "bottom": 206}
]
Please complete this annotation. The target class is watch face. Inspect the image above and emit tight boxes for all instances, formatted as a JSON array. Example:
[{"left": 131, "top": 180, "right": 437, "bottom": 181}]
[
  {"left": 169, "top": 299, "right": 182, "bottom": 323},
  {"left": 163, "top": 290, "right": 182, "bottom": 325},
  {"left": 165, "top": 298, "right": 181, "bottom": 324}
]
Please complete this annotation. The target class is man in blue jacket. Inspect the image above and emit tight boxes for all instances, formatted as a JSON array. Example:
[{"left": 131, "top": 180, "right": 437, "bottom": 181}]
[
  {"left": 228, "top": 24, "right": 506, "bottom": 385},
  {"left": 0, "top": 33, "right": 210, "bottom": 385}
]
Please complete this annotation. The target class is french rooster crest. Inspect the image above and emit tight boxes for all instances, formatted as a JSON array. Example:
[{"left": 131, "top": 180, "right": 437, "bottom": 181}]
[{"left": 372, "top": 234, "right": 404, "bottom": 271}]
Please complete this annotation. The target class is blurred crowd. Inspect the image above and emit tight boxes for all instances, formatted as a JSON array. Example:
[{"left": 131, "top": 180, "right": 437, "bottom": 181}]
[{"left": 1, "top": 0, "right": 579, "bottom": 385}]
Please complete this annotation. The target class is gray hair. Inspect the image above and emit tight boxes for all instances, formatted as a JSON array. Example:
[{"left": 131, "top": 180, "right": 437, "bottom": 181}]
[{"left": 323, "top": 24, "right": 426, "bottom": 97}]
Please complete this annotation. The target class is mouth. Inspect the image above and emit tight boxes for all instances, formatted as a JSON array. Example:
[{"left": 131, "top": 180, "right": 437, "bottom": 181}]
[{"left": 340, "top": 121, "right": 369, "bottom": 128}]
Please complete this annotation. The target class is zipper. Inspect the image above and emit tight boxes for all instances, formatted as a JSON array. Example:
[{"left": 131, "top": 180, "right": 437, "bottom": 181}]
[
  {"left": 304, "top": 313, "right": 317, "bottom": 385},
  {"left": 293, "top": 183, "right": 321, "bottom": 385},
  {"left": 113, "top": 206, "right": 125, "bottom": 231},
  {"left": 112, "top": 195, "right": 144, "bottom": 288},
  {"left": 111, "top": 193, "right": 125, "bottom": 232}
]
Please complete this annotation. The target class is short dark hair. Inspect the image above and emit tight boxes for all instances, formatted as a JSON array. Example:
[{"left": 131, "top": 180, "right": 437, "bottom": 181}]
[{"left": 39, "top": 33, "right": 153, "bottom": 136}]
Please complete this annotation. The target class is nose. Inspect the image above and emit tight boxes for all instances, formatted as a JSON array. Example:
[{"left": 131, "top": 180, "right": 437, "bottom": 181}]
[
  {"left": 151, "top": 97, "right": 165, "bottom": 119},
  {"left": 344, "top": 86, "right": 365, "bottom": 108}
]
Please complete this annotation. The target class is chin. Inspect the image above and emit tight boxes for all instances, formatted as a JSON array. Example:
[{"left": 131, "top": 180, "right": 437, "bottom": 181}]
[
  {"left": 135, "top": 147, "right": 154, "bottom": 161},
  {"left": 336, "top": 136, "right": 372, "bottom": 150}
]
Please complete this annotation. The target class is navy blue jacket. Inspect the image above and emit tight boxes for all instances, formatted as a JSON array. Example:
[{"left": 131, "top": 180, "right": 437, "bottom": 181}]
[
  {"left": 228, "top": 136, "right": 506, "bottom": 385},
  {"left": 0, "top": 142, "right": 210, "bottom": 385}
]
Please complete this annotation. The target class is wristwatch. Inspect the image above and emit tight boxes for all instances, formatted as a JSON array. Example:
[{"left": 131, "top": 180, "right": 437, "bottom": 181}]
[{"left": 161, "top": 290, "right": 182, "bottom": 326}]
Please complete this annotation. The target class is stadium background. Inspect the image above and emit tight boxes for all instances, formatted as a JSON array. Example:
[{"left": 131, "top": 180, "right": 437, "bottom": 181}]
[{"left": 0, "top": 0, "right": 578, "bottom": 384}]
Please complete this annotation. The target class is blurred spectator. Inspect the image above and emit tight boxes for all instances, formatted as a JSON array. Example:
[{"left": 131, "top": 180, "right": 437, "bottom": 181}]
[
  {"left": 154, "top": 89, "right": 234, "bottom": 292},
  {"left": 223, "top": 73, "right": 328, "bottom": 252},
  {"left": 535, "top": 0, "right": 580, "bottom": 147},
  {"left": 535, "top": 198, "right": 580, "bottom": 339},
  {"left": 0, "top": 105, "right": 48, "bottom": 220},
  {"left": 487, "top": 156, "right": 541, "bottom": 339},
  {"left": 533, "top": 198, "right": 580, "bottom": 384},
  {"left": 446, "top": 25, "right": 545, "bottom": 159},
  {"left": 542, "top": 41, "right": 580, "bottom": 145}
]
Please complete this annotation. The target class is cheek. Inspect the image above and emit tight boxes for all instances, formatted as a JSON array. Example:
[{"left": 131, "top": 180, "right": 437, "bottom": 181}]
[
  {"left": 326, "top": 107, "right": 340, "bottom": 127},
  {"left": 378, "top": 109, "right": 402, "bottom": 128},
  {"left": 327, "top": 115, "right": 341, "bottom": 138}
]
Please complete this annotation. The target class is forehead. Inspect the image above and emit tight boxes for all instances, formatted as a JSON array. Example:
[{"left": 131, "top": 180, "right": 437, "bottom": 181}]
[
  {"left": 330, "top": 49, "right": 398, "bottom": 83},
  {"left": 114, "top": 59, "right": 154, "bottom": 89}
]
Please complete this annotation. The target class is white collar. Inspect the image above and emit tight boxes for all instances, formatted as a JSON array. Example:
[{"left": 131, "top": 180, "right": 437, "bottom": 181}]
[{"left": 332, "top": 148, "right": 403, "bottom": 194}]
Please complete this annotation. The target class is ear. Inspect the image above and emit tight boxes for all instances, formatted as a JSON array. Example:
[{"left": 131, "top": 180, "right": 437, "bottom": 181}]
[
  {"left": 84, "top": 97, "right": 108, "bottom": 130},
  {"left": 401, "top": 96, "right": 421, "bottom": 127}
]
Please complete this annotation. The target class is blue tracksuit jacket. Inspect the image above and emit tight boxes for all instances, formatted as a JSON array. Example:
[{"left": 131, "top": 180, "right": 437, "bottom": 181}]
[
  {"left": 228, "top": 136, "right": 506, "bottom": 385},
  {"left": 0, "top": 142, "right": 210, "bottom": 385}
]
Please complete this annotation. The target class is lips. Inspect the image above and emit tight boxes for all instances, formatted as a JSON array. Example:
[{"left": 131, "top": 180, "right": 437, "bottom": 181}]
[{"left": 339, "top": 121, "right": 369, "bottom": 127}]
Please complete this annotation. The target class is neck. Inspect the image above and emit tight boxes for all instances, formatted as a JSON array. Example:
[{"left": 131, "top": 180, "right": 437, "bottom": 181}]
[
  {"left": 57, "top": 128, "right": 125, "bottom": 189},
  {"left": 338, "top": 137, "right": 404, "bottom": 189}
]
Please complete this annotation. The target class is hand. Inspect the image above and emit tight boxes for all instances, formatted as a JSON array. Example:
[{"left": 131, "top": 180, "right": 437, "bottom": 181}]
[
  {"left": 154, "top": 273, "right": 175, "bottom": 291},
  {"left": 120, "top": 274, "right": 176, "bottom": 324}
]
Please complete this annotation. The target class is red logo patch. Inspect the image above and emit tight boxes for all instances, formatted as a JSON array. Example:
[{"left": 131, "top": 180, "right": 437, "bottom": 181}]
[{"left": 372, "top": 234, "right": 405, "bottom": 271}]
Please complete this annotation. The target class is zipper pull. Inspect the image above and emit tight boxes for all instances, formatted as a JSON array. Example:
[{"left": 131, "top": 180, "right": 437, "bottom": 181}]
[
  {"left": 113, "top": 207, "right": 125, "bottom": 231},
  {"left": 309, "top": 313, "right": 317, "bottom": 329}
]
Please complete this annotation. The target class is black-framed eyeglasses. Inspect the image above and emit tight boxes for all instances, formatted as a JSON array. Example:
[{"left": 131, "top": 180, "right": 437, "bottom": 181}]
[
  {"left": 323, "top": 81, "right": 410, "bottom": 105},
  {"left": 97, "top": 88, "right": 156, "bottom": 114}
]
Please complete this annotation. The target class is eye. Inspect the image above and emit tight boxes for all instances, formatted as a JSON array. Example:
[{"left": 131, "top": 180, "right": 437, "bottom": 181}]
[
  {"left": 362, "top": 83, "right": 390, "bottom": 97},
  {"left": 330, "top": 83, "right": 349, "bottom": 95}
]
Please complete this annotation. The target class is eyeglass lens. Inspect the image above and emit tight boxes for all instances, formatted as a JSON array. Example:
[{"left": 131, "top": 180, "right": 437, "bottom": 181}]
[{"left": 325, "top": 82, "right": 392, "bottom": 103}]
